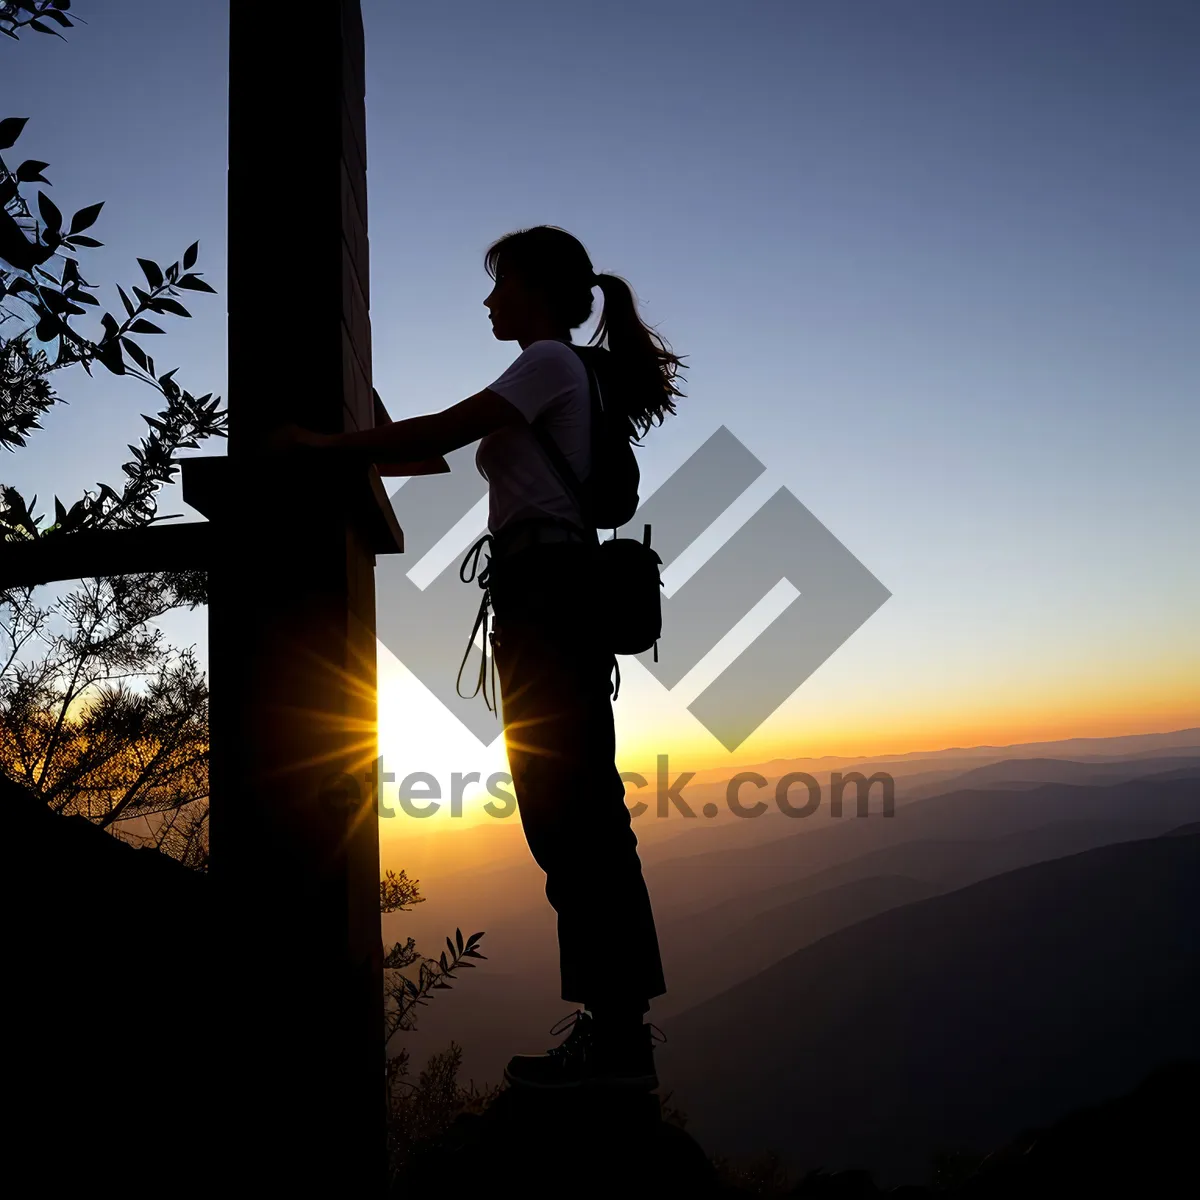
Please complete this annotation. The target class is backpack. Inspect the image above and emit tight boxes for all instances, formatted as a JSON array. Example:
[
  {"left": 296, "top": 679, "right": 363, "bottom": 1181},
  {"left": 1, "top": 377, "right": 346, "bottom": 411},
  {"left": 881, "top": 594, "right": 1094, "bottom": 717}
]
[
  {"left": 528, "top": 346, "right": 664, "bottom": 658},
  {"left": 562, "top": 345, "right": 640, "bottom": 529}
]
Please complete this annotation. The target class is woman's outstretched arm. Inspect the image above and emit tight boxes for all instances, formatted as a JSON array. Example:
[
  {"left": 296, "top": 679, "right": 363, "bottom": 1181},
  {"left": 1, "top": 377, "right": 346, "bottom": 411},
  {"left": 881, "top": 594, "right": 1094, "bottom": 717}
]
[
  {"left": 369, "top": 389, "right": 448, "bottom": 476},
  {"left": 271, "top": 390, "right": 523, "bottom": 464}
]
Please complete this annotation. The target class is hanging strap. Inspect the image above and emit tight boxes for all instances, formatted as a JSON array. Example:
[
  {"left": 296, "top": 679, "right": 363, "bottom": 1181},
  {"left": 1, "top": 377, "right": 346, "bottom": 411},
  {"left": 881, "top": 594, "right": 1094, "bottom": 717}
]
[{"left": 456, "top": 533, "right": 498, "bottom": 716}]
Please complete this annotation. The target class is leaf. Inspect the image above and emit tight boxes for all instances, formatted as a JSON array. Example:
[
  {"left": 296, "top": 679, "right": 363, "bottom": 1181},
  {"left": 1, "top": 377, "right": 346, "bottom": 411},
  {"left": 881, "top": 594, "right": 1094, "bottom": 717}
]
[
  {"left": 68, "top": 201, "right": 103, "bottom": 233},
  {"left": 34, "top": 314, "right": 58, "bottom": 341},
  {"left": 41, "top": 8, "right": 72, "bottom": 25},
  {"left": 137, "top": 258, "right": 163, "bottom": 289},
  {"left": 176, "top": 273, "right": 217, "bottom": 293},
  {"left": 96, "top": 340, "right": 125, "bottom": 375},
  {"left": 0, "top": 117, "right": 29, "bottom": 149},
  {"left": 117, "top": 285, "right": 136, "bottom": 318},
  {"left": 63, "top": 498, "right": 86, "bottom": 530},
  {"left": 121, "top": 337, "right": 148, "bottom": 370},
  {"left": 65, "top": 234, "right": 102, "bottom": 247},
  {"left": 37, "top": 191, "right": 63, "bottom": 233},
  {"left": 74, "top": 291, "right": 99, "bottom": 305},
  {"left": 183, "top": 241, "right": 198, "bottom": 269},
  {"left": 456, "top": 928, "right": 464, "bottom": 952},
  {"left": 15, "top": 159, "right": 50, "bottom": 183},
  {"left": 129, "top": 318, "right": 164, "bottom": 334},
  {"left": 154, "top": 297, "right": 190, "bottom": 318}
]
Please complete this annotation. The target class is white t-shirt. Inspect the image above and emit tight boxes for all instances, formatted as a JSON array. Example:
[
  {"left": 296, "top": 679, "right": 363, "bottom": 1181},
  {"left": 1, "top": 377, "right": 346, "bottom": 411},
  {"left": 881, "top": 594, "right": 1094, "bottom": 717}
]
[{"left": 477, "top": 339, "right": 591, "bottom": 532}]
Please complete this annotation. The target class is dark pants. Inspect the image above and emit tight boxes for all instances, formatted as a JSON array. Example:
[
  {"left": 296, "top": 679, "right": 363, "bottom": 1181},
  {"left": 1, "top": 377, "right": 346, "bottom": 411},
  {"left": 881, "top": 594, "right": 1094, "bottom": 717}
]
[{"left": 488, "top": 540, "right": 666, "bottom": 1010}]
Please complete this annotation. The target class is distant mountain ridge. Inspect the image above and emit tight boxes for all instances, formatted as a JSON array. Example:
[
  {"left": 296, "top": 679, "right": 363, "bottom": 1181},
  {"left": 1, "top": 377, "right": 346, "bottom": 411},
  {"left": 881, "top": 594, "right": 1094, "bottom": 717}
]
[
  {"left": 654, "top": 810, "right": 1198, "bottom": 1014},
  {"left": 657, "top": 830, "right": 1200, "bottom": 1186},
  {"left": 902, "top": 754, "right": 1200, "bottom": 799},
  {"left": 646, "top": 775, "right": 1200, "bottom": 917},
  {"left": 644, "top": 728, "right": 1200, "bottom": 789}
]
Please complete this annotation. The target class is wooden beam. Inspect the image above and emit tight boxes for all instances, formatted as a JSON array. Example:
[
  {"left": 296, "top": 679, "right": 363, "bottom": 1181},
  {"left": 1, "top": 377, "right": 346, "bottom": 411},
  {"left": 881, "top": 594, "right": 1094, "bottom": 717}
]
[
  {"left": 0, "top": 523, "right": 212, "bottom": 590},
  {"left": 214, "top": 3, "right": 390, "bottom": 1193},
  {"left": 180, "top": 456, "right": 403, "bottom": 554}
]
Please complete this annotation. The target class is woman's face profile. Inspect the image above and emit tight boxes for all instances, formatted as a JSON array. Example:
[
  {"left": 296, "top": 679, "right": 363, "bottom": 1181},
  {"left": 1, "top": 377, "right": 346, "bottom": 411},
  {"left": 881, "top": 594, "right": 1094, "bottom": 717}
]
[{"left": 484, "top": 269, "right": 535, "bottom": 342}]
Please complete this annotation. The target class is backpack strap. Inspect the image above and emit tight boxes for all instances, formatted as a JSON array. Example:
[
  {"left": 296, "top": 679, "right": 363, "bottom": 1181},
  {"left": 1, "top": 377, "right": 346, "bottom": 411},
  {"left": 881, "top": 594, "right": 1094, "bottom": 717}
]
[{"left": 527, "top": 347, "right": 603, "bottom": 543}]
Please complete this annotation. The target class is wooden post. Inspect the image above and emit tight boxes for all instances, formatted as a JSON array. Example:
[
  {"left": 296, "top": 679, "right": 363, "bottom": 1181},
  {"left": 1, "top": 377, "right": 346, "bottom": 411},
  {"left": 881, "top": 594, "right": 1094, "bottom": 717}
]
[{"left": 202, "top": 2, "right": 390, "bottom": 1191}]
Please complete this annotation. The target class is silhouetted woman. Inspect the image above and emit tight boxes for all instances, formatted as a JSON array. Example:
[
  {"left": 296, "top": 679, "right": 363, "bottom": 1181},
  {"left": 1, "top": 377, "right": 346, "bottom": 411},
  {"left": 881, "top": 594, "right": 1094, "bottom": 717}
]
[{"left": 275, "top": 226, "right": 684, "bottom": 1089}]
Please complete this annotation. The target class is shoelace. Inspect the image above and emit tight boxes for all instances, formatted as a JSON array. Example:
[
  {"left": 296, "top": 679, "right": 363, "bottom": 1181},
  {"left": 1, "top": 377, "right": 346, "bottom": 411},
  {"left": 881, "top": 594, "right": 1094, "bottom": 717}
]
[
  {"left": 546, "top": 1009, "right": 590, "bottom": 1058},
  {"left": 550, "top": 1010, "right": 588, "bottom": 1038},
  {"left": 545, "top": 1010, "right": 667, "bottom": 1051},
  {"left": 456, "top": 533, "right": 498, "bottom": 715}
]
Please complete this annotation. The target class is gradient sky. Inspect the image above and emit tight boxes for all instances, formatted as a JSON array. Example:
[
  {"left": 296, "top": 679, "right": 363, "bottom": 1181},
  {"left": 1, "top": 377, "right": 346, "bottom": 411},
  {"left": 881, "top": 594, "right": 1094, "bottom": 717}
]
[{"left": 4, "top": 1, "right": 1198, "bottom": 821}]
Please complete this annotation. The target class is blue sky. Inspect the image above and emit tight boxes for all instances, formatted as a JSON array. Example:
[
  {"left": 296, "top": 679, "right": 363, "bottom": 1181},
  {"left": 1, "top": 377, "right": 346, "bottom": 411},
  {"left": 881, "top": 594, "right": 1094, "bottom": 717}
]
[{"left": 4, "top": 0, "right": 1197, "bottom": 766}]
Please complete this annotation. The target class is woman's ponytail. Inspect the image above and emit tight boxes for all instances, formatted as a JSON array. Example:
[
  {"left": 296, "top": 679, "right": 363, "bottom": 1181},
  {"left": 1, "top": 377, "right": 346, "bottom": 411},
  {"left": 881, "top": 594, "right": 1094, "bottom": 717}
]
[
  {"left": 591, "top": 272, "right": 686, "bottom": 438},
  {"left": 485, "top": 226, "right": 686, "bottom": 439}
]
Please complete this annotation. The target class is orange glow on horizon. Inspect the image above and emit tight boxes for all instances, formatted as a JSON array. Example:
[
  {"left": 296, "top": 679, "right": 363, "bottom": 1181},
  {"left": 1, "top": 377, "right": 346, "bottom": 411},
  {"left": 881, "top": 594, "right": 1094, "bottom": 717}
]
[{"left": 374, "top": 634, "right": 1199, "bottom": 833}]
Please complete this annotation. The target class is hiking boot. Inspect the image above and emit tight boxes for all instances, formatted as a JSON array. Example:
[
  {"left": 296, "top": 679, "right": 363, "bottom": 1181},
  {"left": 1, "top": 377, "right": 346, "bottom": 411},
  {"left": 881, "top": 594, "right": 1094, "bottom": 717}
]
[{"left": 503, "top": 1010, "right": 664, "bottom": 1090}]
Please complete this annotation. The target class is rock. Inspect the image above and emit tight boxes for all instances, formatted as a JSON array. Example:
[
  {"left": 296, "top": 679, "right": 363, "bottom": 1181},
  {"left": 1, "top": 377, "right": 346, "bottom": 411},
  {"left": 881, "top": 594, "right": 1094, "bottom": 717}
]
[
  {"left": 392, "top": 1085, "right": 723, "bottom": 1196},
  {"left": 791, "top": 1167, "right": 888, "bottom": 1196}
]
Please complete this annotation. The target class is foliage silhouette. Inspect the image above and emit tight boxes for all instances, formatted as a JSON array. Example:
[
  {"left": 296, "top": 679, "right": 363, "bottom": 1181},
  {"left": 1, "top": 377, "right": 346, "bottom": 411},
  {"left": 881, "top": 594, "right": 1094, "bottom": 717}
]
[
  {"left": 2, "top": 51, "right": 222, "bottom": 864},
  {"left": 380, "top": 866, "right": 488, "bottom": 1053},
  {"left": 386, "top": 1042, "right": 502, "bottom": 1185},
  {"left": 379, "top": 867, "right": 492, "bottom": 1184},
  {"left": 0, "top": 2, "right": 77, "bottom": 43}
]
